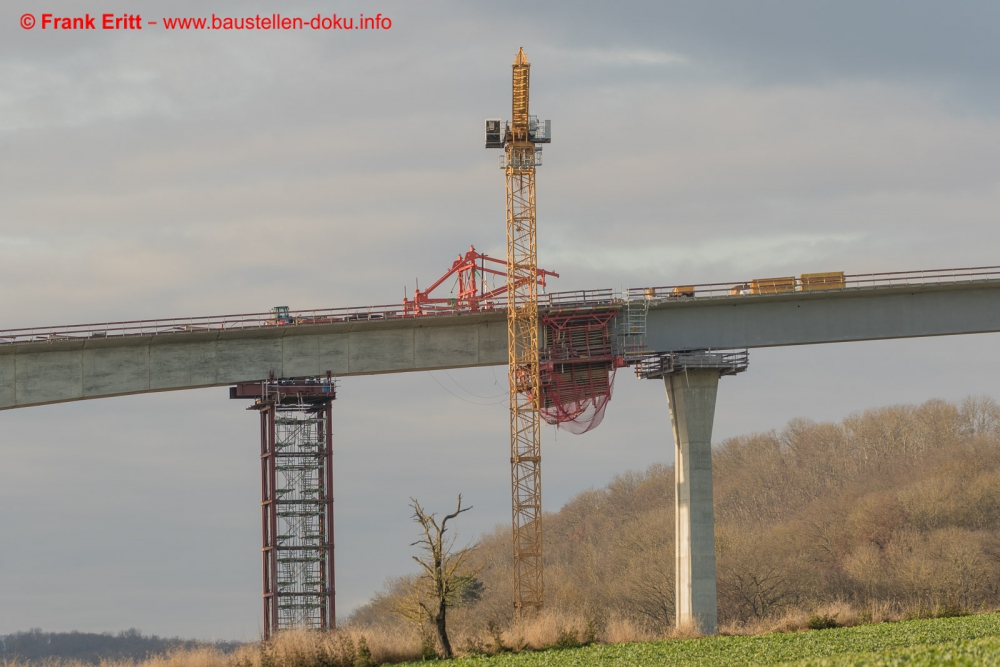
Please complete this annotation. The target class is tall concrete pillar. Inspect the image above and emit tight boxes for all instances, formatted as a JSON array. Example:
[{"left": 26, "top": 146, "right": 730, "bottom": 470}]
[
  {"left": 636, "top": 349, "right": 745, "bottom": 634},
  {"left": 665, "top": 368, "right": 720, "bottom": 635}
]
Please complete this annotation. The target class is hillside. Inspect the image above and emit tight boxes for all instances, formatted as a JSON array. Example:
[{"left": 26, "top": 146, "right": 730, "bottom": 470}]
[{"left": 349, "top": 395, "right": 1000, "bottom": 638}]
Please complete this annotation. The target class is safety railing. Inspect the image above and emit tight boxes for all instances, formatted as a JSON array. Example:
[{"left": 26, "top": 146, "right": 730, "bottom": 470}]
[
  {"left": 3, "top": 265, "right": 1000, "bottom": 346},
  {"left": 634, "top": 349, "right": 750, "bottom": 379},
  {"left": 626, "top": 265, "right": 1000, "bottom": 301},
  {"left": 543, "top": 288, "right": 615, "bottom": 310},
  {"left": 0, "top": 304, "right": 413, "bottom": 346},
  {"left": 0, "top": 288, "right": 627, "bottom": 346}
]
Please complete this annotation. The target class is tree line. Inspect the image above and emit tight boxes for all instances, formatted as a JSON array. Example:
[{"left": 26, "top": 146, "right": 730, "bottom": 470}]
[
  {"left": 351, "top": 395, "right": 1000, "bottom": 644},
  {"left": 0, "top": 628, "right": 241, "bottom": 663}
]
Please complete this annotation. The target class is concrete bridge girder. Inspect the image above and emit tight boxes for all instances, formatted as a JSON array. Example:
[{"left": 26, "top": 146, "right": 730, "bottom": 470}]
[
  {"left": 6, "top": 281, "right": 1000, "bottom": 411},
  {"left": 0, "top": 315, "right": 508, "bottom": 410},
  {"left": 645, "top": 281, "right": 1000, "bottom": 350}
]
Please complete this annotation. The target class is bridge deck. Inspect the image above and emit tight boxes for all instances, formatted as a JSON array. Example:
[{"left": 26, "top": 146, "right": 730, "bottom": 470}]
[{"left": 3, "top": 269, "right": 1000, "bottom": 410}]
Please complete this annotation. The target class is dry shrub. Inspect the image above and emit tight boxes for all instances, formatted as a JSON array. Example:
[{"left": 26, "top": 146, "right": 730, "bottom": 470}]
[
  {"left": 765, "top": 607, "right": 810, "bottom": 634},
  {"left": 129, "top": 629, "right": 421, "bottom": 667},
  {"left": 341, "top": 628, "right": 420, "bottom": 664},
  {"left": 502, "top": 610, "right": 591, "bottom": 651},
  {"left": 859, "top": 600, "right": 894, "bottom": 624},
  {"left": 813, "top": 600, "right": 858, "bottom": 628},
  {"left": 719, "top": 603, "right": 854, "bottom": 636},
  {"left": 667, "top": 621, "right": 703, "bottom": 641},
  {"left": 601, "top": 615, "right": 660, "bottom": 644}
]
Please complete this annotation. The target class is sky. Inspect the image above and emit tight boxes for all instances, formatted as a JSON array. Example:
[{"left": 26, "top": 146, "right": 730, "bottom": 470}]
[{"left": 2, "top": 0, "right": 1000, "bottom": 641}]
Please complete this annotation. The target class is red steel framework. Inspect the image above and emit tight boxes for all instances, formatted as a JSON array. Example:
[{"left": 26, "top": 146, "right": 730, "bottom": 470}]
[
  {"left": 403, "top": 245, "right": 557, "bottom": 315},
  {"left": 232, "top": 377, "right": 336, "bottom": 640},
  {"left": 539, "top": 309, "right": 622, "bottom": 434}
]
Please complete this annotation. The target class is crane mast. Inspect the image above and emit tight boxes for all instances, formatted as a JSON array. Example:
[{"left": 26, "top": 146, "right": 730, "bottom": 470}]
[{"left": 486, "top": 47, "right": 551, "bottom": 615}]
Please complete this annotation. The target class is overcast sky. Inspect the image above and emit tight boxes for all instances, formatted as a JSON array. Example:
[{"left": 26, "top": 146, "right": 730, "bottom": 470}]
[{"left": 3, "top": 0, "right": 1000, "bottom": 641}]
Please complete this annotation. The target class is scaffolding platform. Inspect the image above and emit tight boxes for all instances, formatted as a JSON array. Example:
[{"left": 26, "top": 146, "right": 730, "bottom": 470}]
[
  {"left": 634, "top": 349, "right": 749, "bottom": 380},
  {"left": 232, "top": 376, "right": 336, "bottom": 640}
]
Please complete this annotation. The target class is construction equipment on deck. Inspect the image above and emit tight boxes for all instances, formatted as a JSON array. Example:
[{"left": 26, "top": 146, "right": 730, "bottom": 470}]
[
  {"left": 403, "top": 246, "right": 558, "bottom": 316},
  {"left": 749, "top": 276, "right": 797, "bottom": 294},
  {"left": 799, "top": 271, "right": 846, "bottom": 291}
]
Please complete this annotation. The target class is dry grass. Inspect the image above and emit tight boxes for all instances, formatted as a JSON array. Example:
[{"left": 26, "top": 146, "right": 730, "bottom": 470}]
[
  {"left": 861, "top": 600, "right": 895, "bottom": 624},
  {"left": 600, "top": 615, "right": 662, "bottom": 644},
  {"left": 503, "top": 610, "right": 589, "bottom": 651},
  {"left": 145, "top": 648, "right": 232, "bottom": 667},
  {"left": 815, "top": 600, "right": 860, "bottom": 627},
  {"left": 4, "top": 601, "right": 997, "bottom": 667},
  {"left": 718, "top": 599, "right": 988, "bottom": 638},
  {"left": 258, "top": 629, "right": 420, "bottom": 666},
  {"left": 0, "top": 629, "right": 421, "bottom": 667}
]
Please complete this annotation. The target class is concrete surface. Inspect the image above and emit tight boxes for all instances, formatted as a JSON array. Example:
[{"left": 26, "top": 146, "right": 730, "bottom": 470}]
[
  {"left": 4, "top": 280, "right": 1000, "bottom": 410},
  {"left": 0, "top": 314, "right": 507, "bottom": 410},
  {"left": 665, "top": 368, "right": 720, "bottom": 635},
  {"left": 645, "top": 281, "right": 1000, "bottom": 350}
]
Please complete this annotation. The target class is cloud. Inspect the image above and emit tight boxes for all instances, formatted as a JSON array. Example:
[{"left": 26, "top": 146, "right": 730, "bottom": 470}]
[
  {"left": 549, "top": 46, "right": 689, "bottom": 67},
  {"left": 545, "top": 231, "right": 866, "bottom": 277}
]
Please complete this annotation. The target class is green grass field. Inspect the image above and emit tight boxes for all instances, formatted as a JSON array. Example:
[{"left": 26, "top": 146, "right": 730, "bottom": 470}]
[{"left": 403, "top": 613, "right": 1000, "bottom": 666}]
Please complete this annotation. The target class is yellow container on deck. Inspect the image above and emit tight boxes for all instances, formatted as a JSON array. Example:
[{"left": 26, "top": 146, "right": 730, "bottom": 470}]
[
  {"left": 673, "top": 286, "right": 695, "bottom": 298},
  {"left": 750, "top": 277, "right": 796, "bottom": 294},
  {"left": 799, "top": 271, "right": 846, "bottom": 291}
]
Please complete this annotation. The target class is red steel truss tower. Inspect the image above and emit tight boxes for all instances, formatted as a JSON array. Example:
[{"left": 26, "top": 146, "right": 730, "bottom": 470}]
[{"left": 231, "top": 377, "right": 336, "bottom": 640}]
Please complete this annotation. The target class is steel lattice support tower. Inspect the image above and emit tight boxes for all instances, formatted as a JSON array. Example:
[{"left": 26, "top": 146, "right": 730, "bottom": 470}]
[
  {"left": 232, "top": 378, "right": 336, "bottom": 641},
  {"left": 486, "top": 48, "right": 551, "bottom": 615}
]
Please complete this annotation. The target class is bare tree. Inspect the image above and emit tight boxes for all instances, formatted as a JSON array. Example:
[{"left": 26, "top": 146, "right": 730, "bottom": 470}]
[
  {"left": 958, "top": 395, "right": 1000, "bottom": 437},
  {"left": 392, "top": 495, "right": 479, "bottom": 659}
]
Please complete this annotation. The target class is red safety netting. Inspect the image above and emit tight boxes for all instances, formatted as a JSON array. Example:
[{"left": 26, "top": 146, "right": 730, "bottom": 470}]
[
  {"left": 539, "top": 312, "right": 619, "bottom": 435},
  {"left": 540, "top": 361, "right": 617, "bottom": 434}
]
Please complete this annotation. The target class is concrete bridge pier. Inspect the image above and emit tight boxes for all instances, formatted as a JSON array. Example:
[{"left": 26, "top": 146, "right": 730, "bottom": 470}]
[
  {"left": 666, "top": 368, "right": 721, "bottom": 635},
  {"left": 638, "top": 351, "right": 748, "bottom": 635}
]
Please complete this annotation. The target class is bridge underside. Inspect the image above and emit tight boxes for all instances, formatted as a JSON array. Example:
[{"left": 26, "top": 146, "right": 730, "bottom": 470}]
[{"left": 3, "top": 281, "right": 1000, "bottom": 410}]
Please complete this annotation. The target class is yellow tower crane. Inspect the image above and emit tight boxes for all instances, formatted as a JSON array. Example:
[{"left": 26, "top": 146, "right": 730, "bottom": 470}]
[{"left": 485, "top": 47, "right": 552, "bottom": 615}]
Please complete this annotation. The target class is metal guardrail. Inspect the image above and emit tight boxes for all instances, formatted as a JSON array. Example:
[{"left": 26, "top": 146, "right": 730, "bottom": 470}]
[
  {"left": 2, "top": 266, "right": 999, "bottom": 346},
  {"left": 0, "top": 305, "right": 410, "bottom": 345},
  {"left": 627, "top": 265, "right": 1000, "bottom": 301},
  {"left": 0, "top": 289, "right": 623, "bottom": 345}
]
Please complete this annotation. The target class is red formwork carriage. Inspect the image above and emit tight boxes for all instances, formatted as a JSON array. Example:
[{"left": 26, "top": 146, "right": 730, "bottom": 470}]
[
  {"left": 405, "top": 248, "right": 621, "bottom": 434},
  {"left": 538, "top": 308, "right": 623, "bottom": 434},
  {"left": 402, "top": 245, "right": 559, "bottom": 315}
]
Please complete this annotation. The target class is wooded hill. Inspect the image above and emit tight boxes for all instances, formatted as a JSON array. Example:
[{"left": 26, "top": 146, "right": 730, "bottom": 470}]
[{"left": 350, "top": 396, "right": 1000, "bottom": 633}]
